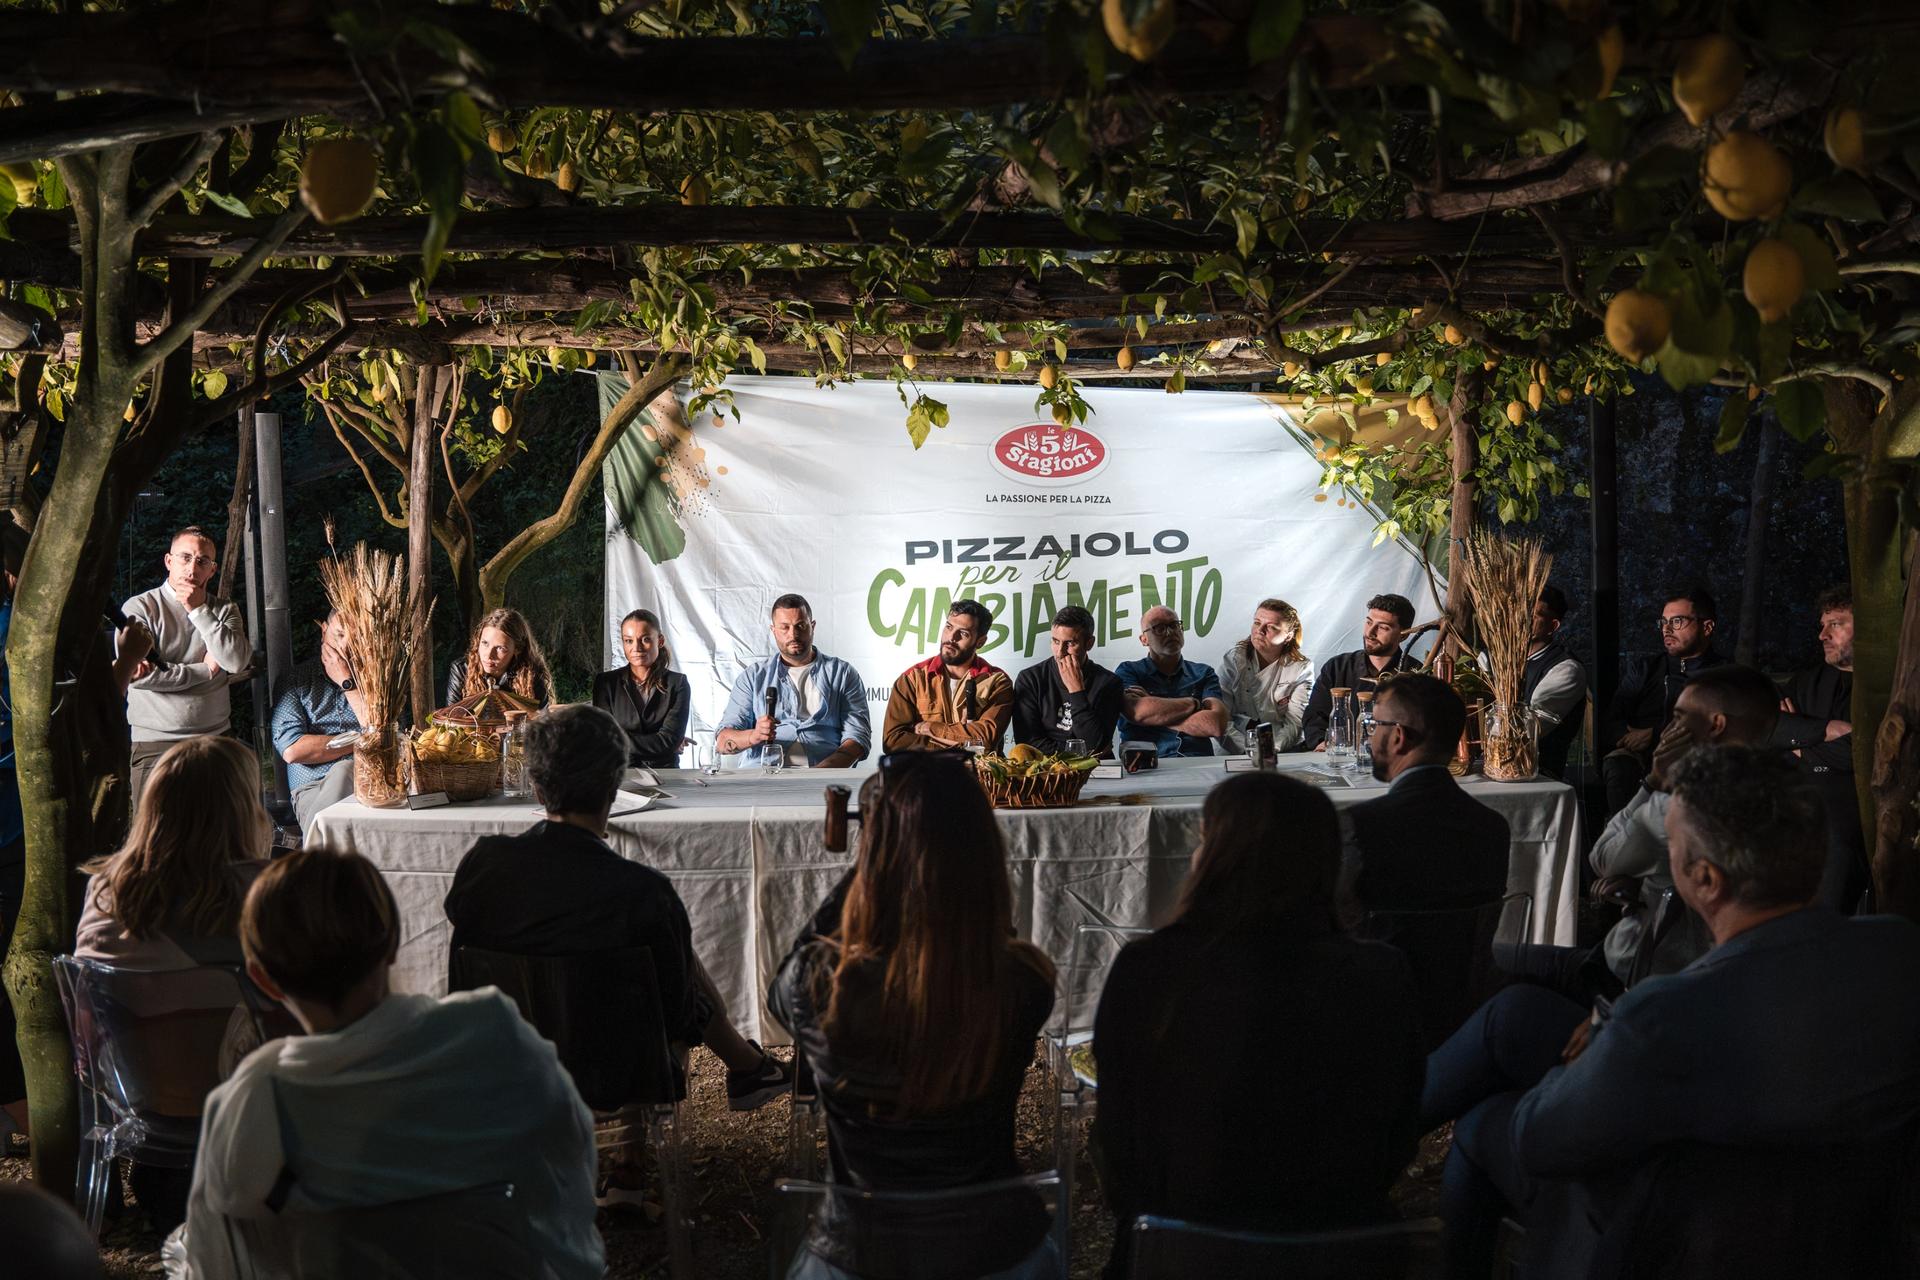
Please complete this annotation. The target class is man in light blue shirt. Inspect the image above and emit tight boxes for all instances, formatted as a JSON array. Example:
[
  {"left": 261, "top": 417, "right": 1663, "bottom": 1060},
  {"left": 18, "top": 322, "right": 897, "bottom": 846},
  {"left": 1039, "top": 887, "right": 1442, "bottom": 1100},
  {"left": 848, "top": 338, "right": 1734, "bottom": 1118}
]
[
  {"left": 271, "top": 612, "right": 369, "bottom": 829},
  {"left": 716, "top": 594, "right": 870, "bottom": 768},
  {"left": 1114, "top": 605, "right": 1228, "bottom": 757}
]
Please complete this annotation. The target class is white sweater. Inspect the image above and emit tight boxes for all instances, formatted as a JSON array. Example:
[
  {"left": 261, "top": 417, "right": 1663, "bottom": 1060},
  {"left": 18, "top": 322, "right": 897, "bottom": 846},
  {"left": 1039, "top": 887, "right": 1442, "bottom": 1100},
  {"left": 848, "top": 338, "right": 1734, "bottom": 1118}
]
[{"left": 121, "top": 584, "right": 251, "bottom": 739}]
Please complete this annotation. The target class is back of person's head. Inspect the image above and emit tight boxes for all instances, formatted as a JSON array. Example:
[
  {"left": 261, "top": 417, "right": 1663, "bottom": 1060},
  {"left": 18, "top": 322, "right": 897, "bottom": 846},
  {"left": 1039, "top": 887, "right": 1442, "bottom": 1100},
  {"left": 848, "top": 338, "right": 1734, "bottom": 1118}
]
[
  {"left": 1667, "top": 584, "right": 1718, "bottom": 622},
  {"left": 0, "top": 1183, "right": 102, "bottom": 1280},
  {"left": 1367, "top": 593, "right": 1415, "bottom": 629},
  {"left": 1667, "top": 746, "right": 1826, "bottom": 909},
  {"left": 1683, "top": 665, "right": 1779, "bottom": 744},
  {"left": 525, "top": 704, "right": 629, "bottom": 817},
  {"left": 1539, "top": 585, "right": 1569, "bottom": 621},
  {"left": 829, "top": 755, "right": 1052, "bottom": 1115},
  {"left": 241, "top": 846, "right": 399, "bottom": 1007},
  {"left": 1178, "top": 773, "right": 1339, "bottom": 931},
  {"left": 92, "top": 735, "right": 269, "bottom": 940},
  {"left": 1375, "top": 673, "right": 1466, "bottom": 762}
]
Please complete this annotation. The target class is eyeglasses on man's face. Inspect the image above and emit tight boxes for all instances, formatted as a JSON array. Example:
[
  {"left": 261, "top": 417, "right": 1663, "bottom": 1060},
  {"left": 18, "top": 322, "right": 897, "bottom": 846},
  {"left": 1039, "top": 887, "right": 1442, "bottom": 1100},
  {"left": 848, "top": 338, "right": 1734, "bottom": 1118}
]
[
  {"left": 1655, "top": 616, "right": 1700, "bottom": 632},
  {"left": 1146, "top": 621, "right": 1185, "bottom": 636},
  {"left": 169, "top": 551, "right": 215, "bottom": 569}
]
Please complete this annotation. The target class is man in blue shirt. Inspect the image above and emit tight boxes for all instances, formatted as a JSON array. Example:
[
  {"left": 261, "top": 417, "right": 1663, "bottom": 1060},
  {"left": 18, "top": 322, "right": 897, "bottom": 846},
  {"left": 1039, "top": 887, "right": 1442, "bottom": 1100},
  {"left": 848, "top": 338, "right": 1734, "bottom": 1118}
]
[
  {"left": 716, "top": 594, "right": 870, "bottom": 768},
  {"left": 1114, "top": 605, "right": 1228, "bottom": 757},
  {"left": 271, "top": 611, "right": 371, "bottom": 829}
]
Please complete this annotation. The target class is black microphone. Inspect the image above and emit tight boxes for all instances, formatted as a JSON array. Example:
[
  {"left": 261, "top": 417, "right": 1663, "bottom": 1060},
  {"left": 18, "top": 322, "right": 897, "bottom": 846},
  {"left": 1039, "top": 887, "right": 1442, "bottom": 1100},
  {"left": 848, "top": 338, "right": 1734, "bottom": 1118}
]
[
  {"left": 764, "top": 684, "right": 779, "bottom": 724},
  {"left": 106, "top": 604, "right": 168, "bottom": 671}
]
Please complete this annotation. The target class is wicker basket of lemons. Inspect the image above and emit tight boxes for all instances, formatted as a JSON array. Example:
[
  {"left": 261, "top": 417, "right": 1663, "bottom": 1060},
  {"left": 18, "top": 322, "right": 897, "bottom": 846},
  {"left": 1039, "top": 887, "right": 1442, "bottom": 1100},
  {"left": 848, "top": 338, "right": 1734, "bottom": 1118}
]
[
  {"left": 972, "top": 743, "right": 1100, "bottom": 809},
  {"left": 408, "top": 722, "right": 502, "bottom": 801}
]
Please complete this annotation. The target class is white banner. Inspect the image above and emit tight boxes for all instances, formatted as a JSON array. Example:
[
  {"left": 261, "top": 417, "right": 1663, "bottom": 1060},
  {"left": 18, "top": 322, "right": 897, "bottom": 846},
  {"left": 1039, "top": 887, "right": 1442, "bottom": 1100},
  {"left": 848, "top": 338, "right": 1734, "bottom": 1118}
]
[{"left": 601, "top": 376, "right": 1442, "bottom": 747}]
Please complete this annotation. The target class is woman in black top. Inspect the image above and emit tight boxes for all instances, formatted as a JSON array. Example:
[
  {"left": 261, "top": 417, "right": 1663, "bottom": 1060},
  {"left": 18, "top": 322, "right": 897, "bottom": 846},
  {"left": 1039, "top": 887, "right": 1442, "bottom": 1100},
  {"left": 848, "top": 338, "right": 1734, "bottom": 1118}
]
[
  {"left": 1092, "top": 772, "right": 1425, "bottom": 1277},
  {"left": 769, "top": 760, "right": 1057, "bottom": 1280},
  {"left": 590, "top": 608, "right": 691, "bottom": 769}
]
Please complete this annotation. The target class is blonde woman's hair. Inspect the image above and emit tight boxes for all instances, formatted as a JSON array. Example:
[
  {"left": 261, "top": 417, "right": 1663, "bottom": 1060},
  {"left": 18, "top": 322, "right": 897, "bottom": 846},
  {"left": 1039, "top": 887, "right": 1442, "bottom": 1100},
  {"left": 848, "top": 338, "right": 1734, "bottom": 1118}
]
[{"left": 87, "top": 736, "right": 269, "bottom": 940}]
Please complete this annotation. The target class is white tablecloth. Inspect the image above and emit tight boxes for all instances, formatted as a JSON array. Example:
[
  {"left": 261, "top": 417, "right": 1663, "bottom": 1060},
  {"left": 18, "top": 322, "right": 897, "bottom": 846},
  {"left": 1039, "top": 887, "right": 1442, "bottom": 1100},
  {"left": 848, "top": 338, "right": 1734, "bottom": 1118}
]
[{"left": 308, "top": 757, "right": 1582, "bottom": 1044}]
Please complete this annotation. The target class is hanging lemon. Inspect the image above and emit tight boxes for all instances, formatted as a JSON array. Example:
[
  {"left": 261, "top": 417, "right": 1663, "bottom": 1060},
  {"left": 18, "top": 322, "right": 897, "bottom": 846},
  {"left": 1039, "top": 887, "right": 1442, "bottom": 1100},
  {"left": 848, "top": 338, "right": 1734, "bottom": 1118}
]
[
  {"left": 1101, "top": 0, "right": 1175, "bottom": 62},
  {"left": 1823, "top": 108, "right": 1871, "bottom": 174},
  {"left": 487, "top": 125, "right": 516, "bottom": 154},
  {"left": 1117, "top": 346, "right": 1135, "bottom": 371},
  {"left": 679, "top": 174, "right": 710, "bottom": 206},
  {"left": 994, "top": 350, "right": 1012, "bottom": 372},
  {"left": 1506, "top": 400, "right": 1526, "bottom": 425},
  {"left": 1673, "top": 34, "right": 1745, "bottom": 127},
  {"left": 298, "top": 139, "right": 378, "bottom": 226},
  {"left": 1743, "top": 237, "right": 1806, "bottom": 324},
  {"left": 1038, "top": 363, "right": 1058, "bottom": 390},
  {"left": 491, "top": 405, "right": 512, "bottom": 434},
  {"left": 1604, "top": 290, "right": 1672, "bottom": 362},
  {"left": 901, "top": 352, "right": 918, "bottom": 371},
  {"left": 555, "top": 161, "right": 580, "bottom": 193},
  {"left": 1703, "top": 132, "right": 1791, "bottom": 222}
]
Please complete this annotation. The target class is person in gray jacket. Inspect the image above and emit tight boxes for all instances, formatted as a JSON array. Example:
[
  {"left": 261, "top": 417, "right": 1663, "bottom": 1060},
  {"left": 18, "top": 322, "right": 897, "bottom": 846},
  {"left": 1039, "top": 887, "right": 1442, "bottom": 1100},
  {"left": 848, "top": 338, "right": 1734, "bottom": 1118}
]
[{"left": 120, "top": 527, "right": 250, "bottom": 803}]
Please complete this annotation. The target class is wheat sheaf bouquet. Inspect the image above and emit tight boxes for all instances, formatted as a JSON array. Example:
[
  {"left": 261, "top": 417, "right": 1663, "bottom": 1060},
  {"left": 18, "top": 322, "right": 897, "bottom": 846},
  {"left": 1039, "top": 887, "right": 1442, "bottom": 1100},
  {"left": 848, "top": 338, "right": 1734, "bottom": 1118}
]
[
  {"left": 1462, "top": 532, "right": 1552, "bottom": 782},
  {"left": 319, "top": 526, "right": 432, "bottom": 805}
]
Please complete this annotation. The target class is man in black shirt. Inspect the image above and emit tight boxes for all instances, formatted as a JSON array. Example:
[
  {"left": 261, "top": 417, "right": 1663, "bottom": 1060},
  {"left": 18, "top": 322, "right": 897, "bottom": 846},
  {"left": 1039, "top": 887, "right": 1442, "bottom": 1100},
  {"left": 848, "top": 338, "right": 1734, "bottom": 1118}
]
[
  {"left": 1599, "top": 586, "right": 1728, "bottom": 814},
  {"left": 1012, "top": 605, "right": 1123, "bottom": 757},
  {"left": 1297, "top": 592, "right": 1422, "bottom": 751},
  {"left": 1775, "top": 584, "right": 1864, "bottom": 909},
  {"left": 444, "top": 704, "right": 790, "bottom": 1114}
]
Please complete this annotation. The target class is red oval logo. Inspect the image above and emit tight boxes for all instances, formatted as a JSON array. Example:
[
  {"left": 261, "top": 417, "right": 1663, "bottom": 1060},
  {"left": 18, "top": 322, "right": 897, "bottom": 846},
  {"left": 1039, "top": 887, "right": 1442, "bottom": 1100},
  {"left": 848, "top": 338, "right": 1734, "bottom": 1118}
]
[{"left": 988, "top": 423, "right": 1110, "bottom": 487}]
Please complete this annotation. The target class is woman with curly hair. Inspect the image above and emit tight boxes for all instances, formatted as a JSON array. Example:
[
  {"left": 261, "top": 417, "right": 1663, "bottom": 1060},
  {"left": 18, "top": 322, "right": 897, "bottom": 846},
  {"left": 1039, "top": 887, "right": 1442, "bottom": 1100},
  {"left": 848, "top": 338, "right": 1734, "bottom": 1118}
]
[{"left": 445, "top": 607, "right": 554, "bottom": 708}]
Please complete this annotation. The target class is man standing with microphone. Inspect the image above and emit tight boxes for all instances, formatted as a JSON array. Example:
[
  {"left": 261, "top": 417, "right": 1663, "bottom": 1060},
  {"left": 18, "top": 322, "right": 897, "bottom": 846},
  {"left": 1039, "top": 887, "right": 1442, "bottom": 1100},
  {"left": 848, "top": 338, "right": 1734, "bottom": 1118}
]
[{"left": 120, "top": 526, "right": 251, "bottom": 804}]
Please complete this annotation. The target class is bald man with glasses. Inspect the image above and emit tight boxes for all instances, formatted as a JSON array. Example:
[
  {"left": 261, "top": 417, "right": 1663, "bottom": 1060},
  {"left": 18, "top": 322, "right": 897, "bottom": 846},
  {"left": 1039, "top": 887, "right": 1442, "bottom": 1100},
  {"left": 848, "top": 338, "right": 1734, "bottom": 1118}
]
[
  {"left": 120, "top": 526, "right": 251, "bottom": 804},
  {"left": 1114, "top": 606, "right": 1228, "bottom": 757}
]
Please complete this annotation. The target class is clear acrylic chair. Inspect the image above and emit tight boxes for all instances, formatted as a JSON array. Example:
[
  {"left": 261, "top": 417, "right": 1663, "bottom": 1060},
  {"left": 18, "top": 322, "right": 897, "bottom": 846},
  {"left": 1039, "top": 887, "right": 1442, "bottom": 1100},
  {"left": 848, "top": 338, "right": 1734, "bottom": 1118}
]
[
  {"left": 1046, "top": 920, "right": 1151, "bottom": 1265},
  {"left": 1125, "top": 1214, "right": 1445, "bottom": 1280},
  {"left": 450, "top": 945, "right": 692, "bottom": 1279},
  {"left": 52, "top": 956, "right": 286, "bottom": 1234},
  {"left": 1358, "top": 891, "right": 1532, "bottom": 1051},
  {"left": 219, "top": 1180, "right": 560, "bottom": 1279},
  {"left": 770, "top": 1171, "right": 1065, "bottom": 1280}
]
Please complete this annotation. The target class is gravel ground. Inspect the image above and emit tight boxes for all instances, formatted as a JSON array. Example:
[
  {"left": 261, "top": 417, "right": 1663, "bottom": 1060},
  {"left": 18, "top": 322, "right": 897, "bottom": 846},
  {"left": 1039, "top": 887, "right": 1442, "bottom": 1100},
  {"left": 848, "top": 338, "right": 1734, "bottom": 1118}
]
[{"left": 3, "top": 1047, "right": 1445, "bottom": 1278}]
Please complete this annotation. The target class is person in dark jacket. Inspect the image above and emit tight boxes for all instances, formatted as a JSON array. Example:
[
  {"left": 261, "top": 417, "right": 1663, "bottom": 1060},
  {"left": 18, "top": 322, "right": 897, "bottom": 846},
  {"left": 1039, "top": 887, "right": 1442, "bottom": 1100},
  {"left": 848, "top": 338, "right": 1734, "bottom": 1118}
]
[
  {"left": 1599, "top": 586, "right": 1728, "bottom": 814},
  {"left": 589, "top": 608, "right": 691, "bottom": 768},
  {"left": 1523, "top": 586, "right": 1588, "bottom": 780},
  {"left": 1012, "top": 605, "right": 1123, "bottom": 757},
  {"left": 1423, "top": 747, "right": 1920, "bottom": 1280},
  {"left": 1773, "top": 584, "right": 1864, "bottom": 910},
  {"left": 1093, "top": 771, "right": 1424, "bottom": 1278},
  {"left": 445, "top": 704, "right": 788, "bottom": 1113},
  {"left": 1298, "top": 593, "right": 1423, "bottom": 750},
  {"left": 768, "top": 757, "right": 1057, "bottom": 1280}
]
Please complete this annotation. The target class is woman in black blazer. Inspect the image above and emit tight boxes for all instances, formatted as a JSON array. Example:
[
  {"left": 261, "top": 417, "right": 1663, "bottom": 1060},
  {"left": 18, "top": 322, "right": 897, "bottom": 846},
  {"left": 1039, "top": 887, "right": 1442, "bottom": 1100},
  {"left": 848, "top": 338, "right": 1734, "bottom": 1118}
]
[{"left": 591, "top": 609, "right": 691, "bottom": 768}]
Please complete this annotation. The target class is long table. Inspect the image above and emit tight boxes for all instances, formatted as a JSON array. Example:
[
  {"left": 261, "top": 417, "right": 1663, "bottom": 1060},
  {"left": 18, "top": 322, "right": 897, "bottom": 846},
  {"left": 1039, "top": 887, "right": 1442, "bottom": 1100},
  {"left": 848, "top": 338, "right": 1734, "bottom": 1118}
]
[{"left": 308, "top": 756, "right": 1582, "bottom": 1044}]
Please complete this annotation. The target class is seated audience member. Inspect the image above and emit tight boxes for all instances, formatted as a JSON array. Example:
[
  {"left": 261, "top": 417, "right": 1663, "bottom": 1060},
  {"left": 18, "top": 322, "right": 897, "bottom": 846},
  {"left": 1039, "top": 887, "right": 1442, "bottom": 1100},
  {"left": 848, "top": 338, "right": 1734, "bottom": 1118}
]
[
  {"left": 270, "top": 611, "right": 371, "bottom": 829},
  {"left": 180, "top": 848, "right": 604, "bottom": 1280},
  {"left": 444, "top": 607, "right": 553, "bottom": 708},
  {"left": 77, "top": 736, "right": 271, "bottom": 971},
  {"left": 1012, "top": 605, "right": 1122, "bottom": 757},
  {"left": 1507, "top": 664, "right": 1780, "bottom": 1003},
  {"left": 768, "top": 756, "right": 1057, "bottom": 1280},
  {"left": 1598, "top": 586, "right": 1727, "bottom": 814},
  {"left": 1423, "top": 746, "right": 1920, "bottom": 1280},
  {"left": 717, "top": 594, "right": 869, "bottom": 768},
  {"left": 1342, "top": 674, "right": 1509, "bottom": 912},
  {"left": 0, "top": 1182, "right": 102, "bottom": 1280},
  {"left": 880, "top": 599, "right": 1013, "bottom": 753},
  {"left": 1093, "top": 772, "right": 1423, "bottom": 1277},
  {"left": 590, "top": 608, "right": 691, "bottom": 769},
  {"left": 444, "top": 704, "right": 791, "bottom": 1110},
  {"left": 1774, "top": 585, "right": 1865, "bottom": 909},
  {"left": 76, "top": 736, "right": 277, "bottom": 1228},
  {"left": 1298, "top": 594, "right": 1422, "bottom": 751},
  {"left": 1217, "top": 598, "right": 1313, "bottom": 753},
  {"left": 1113, "top": 606, "right": 1228, "bottom": 758},
  {"left": 1524, "top": 586, "right": 1588, "bottom": 780}
]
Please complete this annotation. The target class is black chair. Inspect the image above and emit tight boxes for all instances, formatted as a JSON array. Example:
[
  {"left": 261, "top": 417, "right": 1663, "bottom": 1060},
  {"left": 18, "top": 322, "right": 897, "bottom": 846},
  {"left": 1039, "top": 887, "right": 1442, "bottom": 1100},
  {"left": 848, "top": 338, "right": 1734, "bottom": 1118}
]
[
  {"left": 1623, "top": 887, "right": 1713, "bottom": 989},
  {"left": 772, "top": 1172, "right": 1064, "bottom": 1280},
  {"left": 449, "top": 945, "right": 690, "bottom": 1277},
  {"left": 1358, "top": 893, "right": 1531, "bottom": 1052},
  {"left": 1125, "top": 1214, "right": 1444, "bottom": 1280},
  {"left": 1581, "top": 1125, "right": 1920, "bottom": 1280}
]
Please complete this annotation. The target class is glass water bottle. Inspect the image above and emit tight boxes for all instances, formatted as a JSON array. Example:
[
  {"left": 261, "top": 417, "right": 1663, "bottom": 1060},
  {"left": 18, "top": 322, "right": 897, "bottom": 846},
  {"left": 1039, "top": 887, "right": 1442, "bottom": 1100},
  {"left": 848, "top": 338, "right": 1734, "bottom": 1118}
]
[{"left": 1326, "top": 686, "right": 1356, "bottom": 765}]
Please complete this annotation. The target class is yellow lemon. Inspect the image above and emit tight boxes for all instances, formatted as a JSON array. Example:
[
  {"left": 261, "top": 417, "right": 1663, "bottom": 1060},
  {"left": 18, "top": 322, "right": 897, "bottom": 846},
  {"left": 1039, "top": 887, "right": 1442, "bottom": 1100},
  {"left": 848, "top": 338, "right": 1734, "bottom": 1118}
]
[
  {"left": 1117, "top": 346, "right": 1135, "bottom": 371},
  {"left": 901, "top": 352, "right": 918, "bottom": 372},
  {"left": 1594, "top": 25, "right": 1625, "bottom": 100},
  {"left": 1008, "top": 743, "right": 1042, "bottom": 765},
  {"left": 1703, "top": 132, "right": 1791, "bottom": 222},
  {"left": 1443, "top": 324, "right": 1464, "bottom": 345},
  {"left": 1101, "top": 0, "right": 1176, "bottom": 62},
  {"left": 1604, "top": 289, "right": 1672, "bottom": 362},
  {"left": 1823, "top": 107, "right": 1872, "bottom": 174},
  {"left": 554, "top": 161, "right": 580, "bottom": 193},
  {"left": 1743, "top": 237, "right": 1806, "bottom": 324},
  {"left": 994, "top": 350, "right": 1012, "bottom": 372},
  {"left": 491, "top": 405, "right": 512, "bottom": 434},
  {"left": 1506, "top": 400, "right": 1526, "bottom": 425},
  {"left": 1281, "top": 360, "right": 1301, "bottom": 379},
  {"left": 1038, "top": 363, "right": 1058, "bottom": 390},
  {"left": 1375, "top": 351, "right": 1392, "bottom": 367},
  {"left": 1527, "top": 382, "right": 1544, "bottom": 412},
  {"left": 486, "top": 125, "right": 516, "bottom": 154},
  {"left": 679, "top": 173, "right": 710, "bottom": 206},
  {"left": 298, "top": 139, "right": 378, "bottom": 225},
  {"left": 1673, "top": 34, "right": 1744, "bottom": 127}
]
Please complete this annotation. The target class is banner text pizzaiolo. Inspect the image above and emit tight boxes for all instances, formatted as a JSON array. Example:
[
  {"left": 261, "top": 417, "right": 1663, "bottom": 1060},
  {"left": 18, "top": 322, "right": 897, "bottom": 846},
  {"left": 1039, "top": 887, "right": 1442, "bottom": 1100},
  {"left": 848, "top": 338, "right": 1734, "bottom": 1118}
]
[{"left": 865, "top": 528, "right": 1224, "bottom": 658}]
